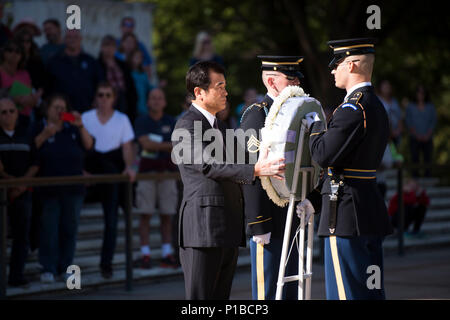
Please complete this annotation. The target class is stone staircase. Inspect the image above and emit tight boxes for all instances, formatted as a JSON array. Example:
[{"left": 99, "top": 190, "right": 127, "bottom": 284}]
[{"left": 5, "top": 169, "right": 450, "bottom": 298}]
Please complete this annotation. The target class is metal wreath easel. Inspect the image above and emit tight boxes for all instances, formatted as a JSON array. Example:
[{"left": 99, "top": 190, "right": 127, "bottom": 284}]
[{"left": 275, "top": 119, "right": 315, "bottom": 300}]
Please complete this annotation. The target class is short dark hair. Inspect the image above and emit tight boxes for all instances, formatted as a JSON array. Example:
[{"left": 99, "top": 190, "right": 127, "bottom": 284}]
[
  {"left": 415, "top": 84, "right": 430, "bottom": 102},
  {"left": 121, "top": 16, "right": 135, "bottom": 26},
  {"left": 101, "top": 34, "right": 116, "bottom": 46},
  {"left": 0, "top": 39, "right": 26, "bottom": 68},
  {"left": 96, "top": 81, "right": 117, "bottom": 97},
  {"left": 185, "top": 61, "right": 225, "bottom": 99},
  {"left": 43, "top": 18, "right": 61, "bottom": 28},
  {"left": 44, "top": 93, "right": 71, "bottom": 117}
]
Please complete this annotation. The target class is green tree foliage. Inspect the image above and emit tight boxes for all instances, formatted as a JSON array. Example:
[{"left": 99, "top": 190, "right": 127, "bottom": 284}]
[{"left": 145, "top": 0, "right": 449, "bottom": 164}]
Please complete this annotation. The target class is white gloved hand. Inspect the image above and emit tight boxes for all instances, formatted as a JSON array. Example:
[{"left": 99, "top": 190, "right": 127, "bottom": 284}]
[
  {"left": 296, "top": 199, "right": 315, "bottom": 223},
  {"left": 304, "top": 112, "right": 321, "bottom": 129},
  {"left": 252, "top": 232, "right": 271, "bottom": 245}
]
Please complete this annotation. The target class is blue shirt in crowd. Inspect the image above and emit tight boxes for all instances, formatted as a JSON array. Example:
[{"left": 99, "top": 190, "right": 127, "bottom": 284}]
[
  {"left": 33, "top": 121, "right": 86, "bottom": 196},
  {"left": 132, "top": 70, "right": 153, "bottom": 117},
  {"left": 40, "top": 43, "right": 65, "bottom": 66},
  {"left": 378, "top": 96, "right": 402, "bottom": 132},
  {"left": 405, "top": 102, "right": 437, "bottom": 136},
  {"left": 134, "top": 113, "right": 176, "bottom": 172},
  {"left": 47, "top": 51, "right": 103, "bottom": 113},
  {"left": 115, "top": 40, "right": 153, "bottom": 67}
]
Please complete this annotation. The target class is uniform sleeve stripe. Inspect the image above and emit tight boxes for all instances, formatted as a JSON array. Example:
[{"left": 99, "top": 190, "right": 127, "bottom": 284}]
[{"left": 248, "top": 217, "right": 272, "bottom": 225}]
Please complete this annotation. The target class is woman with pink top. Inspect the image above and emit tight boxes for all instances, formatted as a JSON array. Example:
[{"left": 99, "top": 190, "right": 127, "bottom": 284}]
[{"left": 0, "top": 39, "right": 42, "bottom": 127}]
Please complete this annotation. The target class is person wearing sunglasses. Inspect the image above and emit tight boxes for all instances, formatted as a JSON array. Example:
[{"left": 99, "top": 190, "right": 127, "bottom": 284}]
[
  {"left": 0, "top": 98, "right": 39, "bottom": 287},
  {"left": 0, "top": 39, "right": 41, "bottom": 127},
  {"left": 81, "top": 82, "right": 136, "bottom": 279}
]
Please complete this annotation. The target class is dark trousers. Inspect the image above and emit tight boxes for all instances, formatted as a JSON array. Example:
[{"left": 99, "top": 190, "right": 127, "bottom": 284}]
[
  {"left": 100, "top": 182, "right": 120, "bottom": 269},
  {"left": 8, "top": 191, "right": 32, "bottom": 282},
  {"left": 324, "top": 235, "right": 385, "bottom": 300},
  {"left": 179, "top": 246, "right": 238, "bottom": 300},
  {"left": 85, "top": 149, "right": 125, "bottom": 269},
  {"left": 409, "top": 136, "right": 433, "bottom": 177},
  {"left": 391, "top": 204, "right": 427, "bottom": 233},
  {"left": 39, "top": 193, "right": 84, "bottom": 275}
]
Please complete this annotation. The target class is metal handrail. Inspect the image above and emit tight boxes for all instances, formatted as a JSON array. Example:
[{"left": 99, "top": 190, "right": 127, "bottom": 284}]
[
  {"left": 0, "top": 172, "right": 180, "bottom": 299},
  {"left": 0, "top": 172, "right": 181, "bottom": 187}
]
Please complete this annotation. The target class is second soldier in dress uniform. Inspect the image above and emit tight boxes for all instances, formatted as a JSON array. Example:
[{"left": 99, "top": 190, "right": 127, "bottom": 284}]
[
  {"left": 298, "top": 38, "right": 394, "bottom": 300},
  {"left": 240, "top": 56, "right": 305, "bottom": 300}
]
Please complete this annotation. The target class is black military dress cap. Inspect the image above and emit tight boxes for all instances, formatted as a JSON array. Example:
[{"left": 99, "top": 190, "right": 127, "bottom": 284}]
[
  {"left": 257, "top": 55, "right": 304, "bottom": 79},
  {"left": 327, "top": 38, "right": 376, "bottom": 68}
]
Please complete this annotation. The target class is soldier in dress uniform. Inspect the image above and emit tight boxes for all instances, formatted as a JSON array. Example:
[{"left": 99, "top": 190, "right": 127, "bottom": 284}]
[
  {"left": 240, "top": 56, "right": 304, "bottom": 300},
  {"left": 297, "top": 38, "right": 394, "bottom": 300}
]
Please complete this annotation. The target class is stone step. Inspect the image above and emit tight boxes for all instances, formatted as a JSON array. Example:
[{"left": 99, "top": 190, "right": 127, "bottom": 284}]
[
  {"left": 76, "top": 219, "right": 159, "bottom": 240},
  {"left": 7, "top": 231, "right": 450, "bottom": 298},
  {"left": 19, "top": 247, "right": 182, "bottom": 280},
  {"left": 19, "top": 219, "right": 450, "bottom": 277},
  {"left": 72, "top": 208, "right": 450, "bottom": 238},
  {"left": 386, "top": 177, "right": 440, "bottom": 189},
  {"left": 8, "top": 209, "right": 450, "bottom": 266},
  {"left": 7, "top": 233, "right": 161, "bottom": 264},
  {"left": 382, "top": 196, "right": 450, "bottom": 211},
  {"left": 428, "top": 198, "right": 450, "bottom": 210},
  {"left": 386, "top": 186, "right": 450, "bottom": 200},
  {"left": 423, "top": 209, "right": 450, "bottom": 223},
  {"left": 6, "top": 247, "right": 251, "bottom": 298}
]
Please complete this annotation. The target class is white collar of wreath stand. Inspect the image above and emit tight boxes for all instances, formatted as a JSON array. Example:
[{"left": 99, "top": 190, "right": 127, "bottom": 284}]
[{"left": 260, "top": 85, "right": 309, "bottom": 207}]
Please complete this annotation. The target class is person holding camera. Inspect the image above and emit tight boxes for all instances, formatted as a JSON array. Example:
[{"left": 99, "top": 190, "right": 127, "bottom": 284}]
[{"left": 33, "top": 94, "right": 93, "bottom": 283}]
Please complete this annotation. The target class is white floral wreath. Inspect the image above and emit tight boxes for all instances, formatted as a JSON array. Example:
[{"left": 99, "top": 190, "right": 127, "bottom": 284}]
[{"left": 260, "top": 85, "right": 308, "bottom": 207}]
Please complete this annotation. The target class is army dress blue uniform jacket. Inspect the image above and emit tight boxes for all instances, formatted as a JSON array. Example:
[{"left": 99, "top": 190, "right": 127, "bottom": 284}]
[
  {"left": 308, "top": 85, "right": 394, "bottom": 237},
  {"left": 240, "top": 95, "right": 298, "bottom": 238}
]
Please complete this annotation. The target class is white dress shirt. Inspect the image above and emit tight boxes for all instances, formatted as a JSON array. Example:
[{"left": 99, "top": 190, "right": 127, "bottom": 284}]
[
  {"left": 345, "top": 82, "right": 372, "bottom": 101},
  {"left": 267, "top": 92, "right": 276, "bottom": 101},
  {"left": 192, "top": 102, "right": 216, "bottom": 128}
]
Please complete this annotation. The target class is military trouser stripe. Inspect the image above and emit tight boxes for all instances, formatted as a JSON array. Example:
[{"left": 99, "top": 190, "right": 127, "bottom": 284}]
[
  {"left": 256, "top": 243, "right": 265, "bottom": 300},
  {"left": 329, "top": 236, "right": 347, "bottom": 300}
]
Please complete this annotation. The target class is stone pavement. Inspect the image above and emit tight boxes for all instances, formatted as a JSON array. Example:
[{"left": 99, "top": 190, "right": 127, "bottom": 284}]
[{"left": 17, "top": 247, "right": 450, "bottom": 300}]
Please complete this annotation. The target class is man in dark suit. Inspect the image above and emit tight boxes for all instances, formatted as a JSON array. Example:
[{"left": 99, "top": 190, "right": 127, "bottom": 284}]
[
  {"left": 298, "top": 38, "right": 393, "bottom": 299},
  {"left": 172, "top": 61, "right": 285, "bottom": 300}
]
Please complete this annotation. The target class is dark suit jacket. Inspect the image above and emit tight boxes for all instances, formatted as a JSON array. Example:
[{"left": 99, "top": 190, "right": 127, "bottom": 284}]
[{"left": 173, "top": 105, "right": 255, "bottom": 248}]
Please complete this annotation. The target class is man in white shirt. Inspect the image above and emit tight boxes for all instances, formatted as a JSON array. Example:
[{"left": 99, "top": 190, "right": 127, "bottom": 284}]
[{"left": 82, "top": 82, "right": 136, "bottom": 279}]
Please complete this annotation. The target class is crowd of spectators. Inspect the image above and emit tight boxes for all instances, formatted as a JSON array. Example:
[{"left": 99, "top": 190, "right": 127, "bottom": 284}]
[{"left": 0, "top": 12, "right": 167, "bottom": 286}]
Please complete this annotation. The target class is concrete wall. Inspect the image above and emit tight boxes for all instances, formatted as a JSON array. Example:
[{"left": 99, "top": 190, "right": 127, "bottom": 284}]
[{"left": 5, "top": 0, "right": 154, "bottom": 59}]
